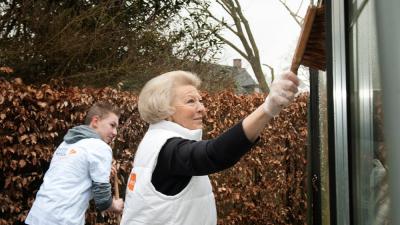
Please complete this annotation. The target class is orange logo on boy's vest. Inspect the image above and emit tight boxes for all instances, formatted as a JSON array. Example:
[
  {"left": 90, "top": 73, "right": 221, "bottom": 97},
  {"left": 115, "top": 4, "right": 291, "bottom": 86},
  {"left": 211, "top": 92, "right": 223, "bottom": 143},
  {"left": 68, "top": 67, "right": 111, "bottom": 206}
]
[
  {"left": 127, "top": 173, "right": 136, "bottom": 191},
  {"left": 68, "top": 149, "right": 77, "bottom": 155}
]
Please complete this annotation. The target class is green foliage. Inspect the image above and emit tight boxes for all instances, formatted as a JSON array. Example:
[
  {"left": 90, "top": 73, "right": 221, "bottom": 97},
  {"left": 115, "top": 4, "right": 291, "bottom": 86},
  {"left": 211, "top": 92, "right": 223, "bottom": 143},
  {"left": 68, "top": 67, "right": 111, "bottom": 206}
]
[{"left": 0, "top": 0, "right": 222, "bottom": 88}]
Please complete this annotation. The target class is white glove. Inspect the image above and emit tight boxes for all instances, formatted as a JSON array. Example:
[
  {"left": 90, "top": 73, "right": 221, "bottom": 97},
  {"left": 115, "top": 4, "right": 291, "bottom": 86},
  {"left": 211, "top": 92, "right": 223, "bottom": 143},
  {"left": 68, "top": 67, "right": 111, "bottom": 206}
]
[{"left": 263, "top": 71, "right": 299, "bottom": 117}]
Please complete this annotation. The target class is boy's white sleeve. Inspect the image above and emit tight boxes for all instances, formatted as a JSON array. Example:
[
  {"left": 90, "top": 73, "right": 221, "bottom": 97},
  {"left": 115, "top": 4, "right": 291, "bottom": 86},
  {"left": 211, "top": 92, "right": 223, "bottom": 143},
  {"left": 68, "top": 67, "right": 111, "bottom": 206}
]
[{"left": 87, "top": 140, "right": 112, "bottom": 183}]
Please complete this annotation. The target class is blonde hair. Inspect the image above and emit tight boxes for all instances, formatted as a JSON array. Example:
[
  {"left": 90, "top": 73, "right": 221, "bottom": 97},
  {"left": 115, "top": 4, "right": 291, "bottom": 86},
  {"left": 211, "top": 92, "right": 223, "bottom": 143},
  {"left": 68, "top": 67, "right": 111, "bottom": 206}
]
[{"left": 138, "top": 70, "right": 201, "bottom": 124}]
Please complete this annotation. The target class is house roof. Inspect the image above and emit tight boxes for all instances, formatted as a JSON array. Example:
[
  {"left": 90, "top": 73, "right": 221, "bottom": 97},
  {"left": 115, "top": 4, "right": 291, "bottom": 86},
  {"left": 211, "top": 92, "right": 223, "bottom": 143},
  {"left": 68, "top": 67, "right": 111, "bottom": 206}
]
[
  {"left": 207, "top": 63, "right": 258, "bottom": 87},
  {"left": 233, "top": 68, "right": 257, "bottom": 87}
]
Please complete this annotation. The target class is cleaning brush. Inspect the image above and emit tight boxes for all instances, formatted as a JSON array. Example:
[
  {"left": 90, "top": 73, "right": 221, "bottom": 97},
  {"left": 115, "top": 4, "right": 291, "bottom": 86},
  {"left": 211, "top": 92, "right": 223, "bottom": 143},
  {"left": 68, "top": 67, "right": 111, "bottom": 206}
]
[{"left": 291, "top": 3, "right": 326, "bottom": 73}]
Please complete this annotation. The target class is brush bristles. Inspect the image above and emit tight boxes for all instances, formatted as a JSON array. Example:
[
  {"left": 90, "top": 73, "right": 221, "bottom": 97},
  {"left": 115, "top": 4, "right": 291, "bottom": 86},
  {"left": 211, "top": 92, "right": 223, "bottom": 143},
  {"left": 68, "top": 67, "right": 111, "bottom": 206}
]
[{"left": 302, "top": 6, "right": 326, "bottom": 71}]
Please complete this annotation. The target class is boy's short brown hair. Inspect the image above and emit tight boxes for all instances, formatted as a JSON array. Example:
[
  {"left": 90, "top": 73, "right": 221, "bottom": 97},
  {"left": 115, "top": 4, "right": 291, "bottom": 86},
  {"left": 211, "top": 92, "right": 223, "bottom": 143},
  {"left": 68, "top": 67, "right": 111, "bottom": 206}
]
[{"left": 84, "top": 102, "right": 121, "bottom": 125}]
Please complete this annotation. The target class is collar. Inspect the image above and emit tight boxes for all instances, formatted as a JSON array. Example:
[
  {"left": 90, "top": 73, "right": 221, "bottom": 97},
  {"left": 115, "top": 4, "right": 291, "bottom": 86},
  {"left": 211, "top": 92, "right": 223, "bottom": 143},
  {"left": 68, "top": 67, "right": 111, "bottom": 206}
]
[{"left": 149, "top": 120, "right": 202, "bottom": 141}]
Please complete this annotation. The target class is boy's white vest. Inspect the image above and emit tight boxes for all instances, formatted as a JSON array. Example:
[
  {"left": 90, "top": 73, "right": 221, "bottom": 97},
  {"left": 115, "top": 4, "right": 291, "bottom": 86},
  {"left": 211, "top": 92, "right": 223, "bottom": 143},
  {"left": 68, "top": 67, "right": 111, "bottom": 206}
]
[{"left": 120, "top": 120, "right": 217, "bottom": 225}]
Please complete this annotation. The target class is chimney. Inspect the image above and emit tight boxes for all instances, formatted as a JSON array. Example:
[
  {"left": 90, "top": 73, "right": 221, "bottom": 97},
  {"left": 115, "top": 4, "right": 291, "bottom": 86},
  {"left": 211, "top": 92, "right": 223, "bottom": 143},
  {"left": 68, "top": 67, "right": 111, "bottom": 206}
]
[{"left": 233, "top": 59, "right": 242, "bottom": 69}]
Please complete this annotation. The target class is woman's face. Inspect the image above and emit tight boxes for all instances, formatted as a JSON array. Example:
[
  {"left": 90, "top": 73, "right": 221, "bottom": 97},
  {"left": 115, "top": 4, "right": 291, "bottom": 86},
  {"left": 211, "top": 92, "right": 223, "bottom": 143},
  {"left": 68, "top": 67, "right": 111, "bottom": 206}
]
[{"left": 169, "top": 85, "right": 205, "bottom": 130}]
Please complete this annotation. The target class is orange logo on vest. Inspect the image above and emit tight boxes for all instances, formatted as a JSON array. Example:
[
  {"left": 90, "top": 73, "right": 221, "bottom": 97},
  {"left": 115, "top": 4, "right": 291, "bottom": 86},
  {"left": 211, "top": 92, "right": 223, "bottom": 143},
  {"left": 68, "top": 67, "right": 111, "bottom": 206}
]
[
  {"left": 127, "top": 173, "right": 136, "bottom": 191},
  {"left": 68, "top": 149, "right": 77, "bottom": 155}
]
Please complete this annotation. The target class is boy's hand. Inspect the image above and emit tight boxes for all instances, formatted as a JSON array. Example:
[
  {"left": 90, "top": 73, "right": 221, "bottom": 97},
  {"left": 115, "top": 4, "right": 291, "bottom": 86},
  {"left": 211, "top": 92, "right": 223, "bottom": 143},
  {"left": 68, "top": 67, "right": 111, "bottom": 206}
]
[{"left": 107, "top": 197, "right": 124, "bottom": 213}]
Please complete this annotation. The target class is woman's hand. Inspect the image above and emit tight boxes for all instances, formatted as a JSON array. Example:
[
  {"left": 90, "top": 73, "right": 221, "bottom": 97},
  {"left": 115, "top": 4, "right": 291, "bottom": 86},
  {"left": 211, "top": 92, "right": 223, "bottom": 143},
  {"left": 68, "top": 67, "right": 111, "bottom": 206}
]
[
  {"left": 242, "top": 71, "right": 299, "bottom": 142},
  {"left": 263, "top": 71, "right": 299, "bottom": 117}
]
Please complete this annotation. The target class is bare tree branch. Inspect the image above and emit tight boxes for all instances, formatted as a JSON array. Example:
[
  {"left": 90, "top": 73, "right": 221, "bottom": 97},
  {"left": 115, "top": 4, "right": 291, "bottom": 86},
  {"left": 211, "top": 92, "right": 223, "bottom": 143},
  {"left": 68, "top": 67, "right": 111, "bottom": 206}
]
[
  {"left": 202, "top": 0, "right": 270, "bottom": 92},
  {"left": 214, "top": 32, "right": 248, "bottom": 59},
  {"left": 234, "top": 0, "right": 260, "bottom": 60},
  {"left": 216, "top": 0, "right": 234, "bottom": 17},
  {"left": 295, "top": 0, "right": 305, "bottom": 15},
  {"left": 206, "top": 0, "right": 254, "bottom": 59},
  {"left": 263, "top": 63, "right": 275, "bottom": 81},
  {"left": 278, "top": 0, "right": 303, "bottom": 26},
  {"left": 203, "top": 9, "right": 238, "bottom": 36}
]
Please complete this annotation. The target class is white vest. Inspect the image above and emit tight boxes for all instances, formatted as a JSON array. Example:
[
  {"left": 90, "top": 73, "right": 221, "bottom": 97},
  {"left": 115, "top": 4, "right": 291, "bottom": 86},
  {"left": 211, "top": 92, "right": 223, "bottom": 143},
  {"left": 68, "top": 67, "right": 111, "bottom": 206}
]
[
  {"left": 25, "top": 138, "right": 112, "bottom": 225},
  {"left": 120, "top": 120, "right": 217, "bottom": 225}
]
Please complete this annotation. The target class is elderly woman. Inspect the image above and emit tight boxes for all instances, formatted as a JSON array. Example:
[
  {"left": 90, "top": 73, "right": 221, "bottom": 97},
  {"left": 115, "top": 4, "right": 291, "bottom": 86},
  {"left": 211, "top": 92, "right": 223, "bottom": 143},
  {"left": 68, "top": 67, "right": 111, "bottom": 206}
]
[{"left": 120, "top": 70, "right": 299, "bottom": 225}]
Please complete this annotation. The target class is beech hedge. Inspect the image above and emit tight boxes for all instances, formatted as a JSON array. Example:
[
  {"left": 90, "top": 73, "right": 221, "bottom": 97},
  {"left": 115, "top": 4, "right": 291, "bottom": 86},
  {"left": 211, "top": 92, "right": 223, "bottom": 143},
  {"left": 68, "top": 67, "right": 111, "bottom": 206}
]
[{"left": 0, "top": 78, "right": 308, "bottom": 225}]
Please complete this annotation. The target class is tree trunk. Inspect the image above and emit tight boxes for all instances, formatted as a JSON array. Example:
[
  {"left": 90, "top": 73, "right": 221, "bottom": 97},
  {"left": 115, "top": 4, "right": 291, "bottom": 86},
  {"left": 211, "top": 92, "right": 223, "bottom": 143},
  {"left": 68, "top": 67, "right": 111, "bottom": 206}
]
[{"left": 250, "top": 60, "right": 270, "bottom": 93}]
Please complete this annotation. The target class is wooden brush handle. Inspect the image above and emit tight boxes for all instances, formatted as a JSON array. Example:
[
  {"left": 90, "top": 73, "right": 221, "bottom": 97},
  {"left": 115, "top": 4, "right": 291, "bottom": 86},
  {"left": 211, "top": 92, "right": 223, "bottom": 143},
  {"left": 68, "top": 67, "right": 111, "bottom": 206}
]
[
  {"left": 291, "top": 5, "right": 317, "bottom": 74},
  {"left": 114, "top": 167, "right": 121, "bottom": 222},
  {"left": 114, "top": 172, "right": 119, "bottom": 198}
]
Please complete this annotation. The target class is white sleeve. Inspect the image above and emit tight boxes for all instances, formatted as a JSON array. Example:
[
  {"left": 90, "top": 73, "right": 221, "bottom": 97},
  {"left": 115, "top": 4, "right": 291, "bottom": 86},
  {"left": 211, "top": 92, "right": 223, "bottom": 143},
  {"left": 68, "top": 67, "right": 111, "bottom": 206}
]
[{"left": 86, "top": 140, "right": 112, "bottom": 183}]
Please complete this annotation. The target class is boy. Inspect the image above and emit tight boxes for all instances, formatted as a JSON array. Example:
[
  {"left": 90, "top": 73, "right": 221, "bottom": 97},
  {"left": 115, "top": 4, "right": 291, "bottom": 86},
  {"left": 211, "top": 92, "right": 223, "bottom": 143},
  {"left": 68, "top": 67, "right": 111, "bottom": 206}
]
[{"left": 26, "top": 102, "right": 124, "bottom": 225}]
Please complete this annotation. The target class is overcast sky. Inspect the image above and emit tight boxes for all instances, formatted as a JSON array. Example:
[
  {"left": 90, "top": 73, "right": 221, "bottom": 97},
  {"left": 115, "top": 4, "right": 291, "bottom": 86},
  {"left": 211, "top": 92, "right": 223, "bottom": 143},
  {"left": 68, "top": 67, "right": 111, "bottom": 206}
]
[{"left": 212, "top": 0, "right": 308, "bottom": 83}]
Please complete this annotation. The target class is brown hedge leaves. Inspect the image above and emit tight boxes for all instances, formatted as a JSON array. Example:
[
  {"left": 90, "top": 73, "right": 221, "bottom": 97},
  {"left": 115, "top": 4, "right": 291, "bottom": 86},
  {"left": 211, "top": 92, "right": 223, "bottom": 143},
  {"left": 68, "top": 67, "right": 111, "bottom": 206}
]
[
  {"left": 0, "top": 78, "right": 308, "bottom": 225},
  {"left": 202, "top": 91, "right": 309, "bottom": 225}
]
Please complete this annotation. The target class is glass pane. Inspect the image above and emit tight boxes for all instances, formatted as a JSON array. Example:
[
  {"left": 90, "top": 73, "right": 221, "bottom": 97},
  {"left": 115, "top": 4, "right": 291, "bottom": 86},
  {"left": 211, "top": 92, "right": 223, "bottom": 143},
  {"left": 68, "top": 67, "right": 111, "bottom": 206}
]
[{"left": 348, "top": 1, "right": 389, "bottom": 225}]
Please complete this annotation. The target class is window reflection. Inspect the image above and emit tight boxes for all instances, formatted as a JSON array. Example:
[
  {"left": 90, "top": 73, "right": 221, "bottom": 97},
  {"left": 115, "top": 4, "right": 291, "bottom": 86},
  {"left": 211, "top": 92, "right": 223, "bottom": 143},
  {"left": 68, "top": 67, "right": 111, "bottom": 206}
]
[
  {"left": 348, "top": 1, "right": 390, "bottom": 224},
  {"left": 371, "top": 92, "right": 389, "bottom": 225}
]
